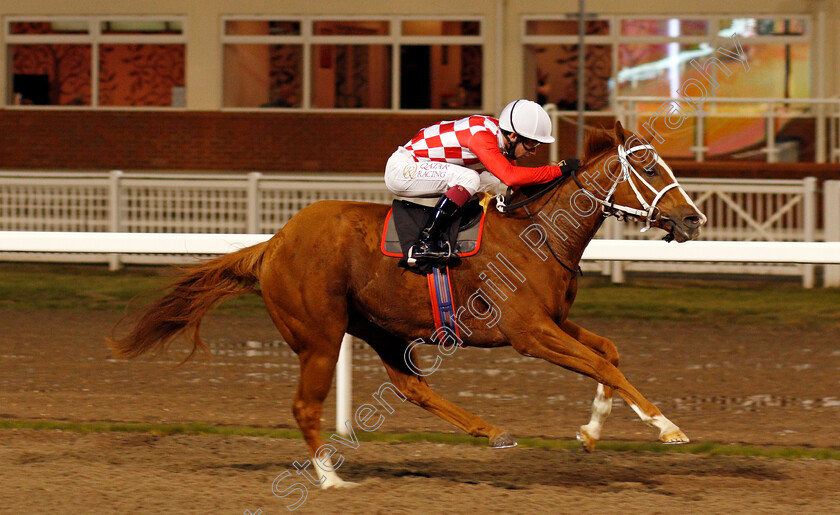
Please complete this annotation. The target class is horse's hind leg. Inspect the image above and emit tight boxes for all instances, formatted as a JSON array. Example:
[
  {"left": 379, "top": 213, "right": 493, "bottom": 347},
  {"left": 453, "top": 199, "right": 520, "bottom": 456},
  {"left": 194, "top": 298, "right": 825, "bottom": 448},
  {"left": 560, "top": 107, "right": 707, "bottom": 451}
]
[
  {"left": 561, "top": 320, "right": 619, "bottom": 452},
  {"left": 351, "top": 320, "right": 515, "bottom": 448},
  {"left": 262, "top": 292, "right": 354, "bottom": 489},
  {"left": 290, "top": 346, "right": 357, "bottom": 489}
]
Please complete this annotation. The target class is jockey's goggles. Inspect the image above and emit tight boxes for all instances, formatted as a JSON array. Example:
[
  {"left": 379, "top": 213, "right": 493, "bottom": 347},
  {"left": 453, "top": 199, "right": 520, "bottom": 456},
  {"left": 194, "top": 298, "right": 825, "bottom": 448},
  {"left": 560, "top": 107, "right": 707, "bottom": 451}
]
[{"left": 520, "top": 137, "right": 540, "bottom": 152}]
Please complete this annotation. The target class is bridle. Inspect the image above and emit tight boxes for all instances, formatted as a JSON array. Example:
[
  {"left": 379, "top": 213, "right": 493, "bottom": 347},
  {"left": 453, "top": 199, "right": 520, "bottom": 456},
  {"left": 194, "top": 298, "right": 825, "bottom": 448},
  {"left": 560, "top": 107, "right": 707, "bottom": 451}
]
[
  {"left": 493, "top": 142, "right": 685, "bottom": 273},
  {"left": 572, "top": 143, "right": 681, "bottom": 233}
]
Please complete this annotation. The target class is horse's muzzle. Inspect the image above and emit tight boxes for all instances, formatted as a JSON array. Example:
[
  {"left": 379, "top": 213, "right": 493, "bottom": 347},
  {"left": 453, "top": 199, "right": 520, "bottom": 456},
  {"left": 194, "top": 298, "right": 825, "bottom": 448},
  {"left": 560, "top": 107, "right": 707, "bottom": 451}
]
[{"left": 661, "top": 211, "right": 706, "bottom": 243}]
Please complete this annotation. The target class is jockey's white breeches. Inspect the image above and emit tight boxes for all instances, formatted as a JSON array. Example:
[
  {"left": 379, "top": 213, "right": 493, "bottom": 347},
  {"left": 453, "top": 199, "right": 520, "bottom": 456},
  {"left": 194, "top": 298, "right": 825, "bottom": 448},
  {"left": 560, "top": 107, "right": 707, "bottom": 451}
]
[{"left": 384, "top": 147, "right": 500, "bottom": 198}]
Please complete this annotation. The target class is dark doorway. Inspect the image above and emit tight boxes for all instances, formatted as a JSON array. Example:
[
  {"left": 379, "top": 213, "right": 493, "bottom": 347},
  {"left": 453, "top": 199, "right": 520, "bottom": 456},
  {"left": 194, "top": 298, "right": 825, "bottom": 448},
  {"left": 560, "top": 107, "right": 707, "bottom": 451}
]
[
  {"left": 13, "top": 74, "right": 50, "bottom": 105},
  {"left": 400, "top": 46, "right": 430, "bottom": 109}
]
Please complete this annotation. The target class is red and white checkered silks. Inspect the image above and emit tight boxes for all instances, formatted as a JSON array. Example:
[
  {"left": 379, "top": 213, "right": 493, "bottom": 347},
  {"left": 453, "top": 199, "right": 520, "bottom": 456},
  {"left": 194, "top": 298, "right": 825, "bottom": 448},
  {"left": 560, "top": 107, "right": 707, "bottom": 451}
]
[{"left": 403, "top": 116, "right": 500, "bottom": 171}]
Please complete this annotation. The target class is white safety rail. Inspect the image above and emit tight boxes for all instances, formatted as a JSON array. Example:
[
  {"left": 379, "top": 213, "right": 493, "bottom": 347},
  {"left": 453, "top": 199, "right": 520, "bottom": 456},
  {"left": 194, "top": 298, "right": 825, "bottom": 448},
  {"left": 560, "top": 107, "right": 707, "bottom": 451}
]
[
  {"left": 593, "top": 177, "right": 821, "bottom": 287},
  {"left": 0, "top": 171, "right": 832, "bottom": 285},
  {"left": 3, "top": 231, "right": 840, "bottom": 435},
  {"left": 2, "top": 232, "right": 840, "bottom": 263}
]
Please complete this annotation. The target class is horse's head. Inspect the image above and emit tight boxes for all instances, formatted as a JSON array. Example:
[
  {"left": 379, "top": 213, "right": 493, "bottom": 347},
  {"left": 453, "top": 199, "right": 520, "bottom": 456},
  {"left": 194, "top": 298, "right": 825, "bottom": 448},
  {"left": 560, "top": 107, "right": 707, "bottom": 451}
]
[{"left": 580, "top": 121, "right": 706, "bottom": 242}]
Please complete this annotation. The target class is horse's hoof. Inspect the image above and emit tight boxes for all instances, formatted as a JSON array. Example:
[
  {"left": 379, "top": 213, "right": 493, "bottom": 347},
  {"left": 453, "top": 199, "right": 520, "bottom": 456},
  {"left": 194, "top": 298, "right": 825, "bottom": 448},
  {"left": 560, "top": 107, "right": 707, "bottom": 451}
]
[
  {"left": 660, "top": 429, "right": 690, "bottom": 445},
  {"left": 321, "top": 479, "right": 358, "bottom": 490},
  {"left": 576, "top": 427, "right": 597, "bottom": 453},
  {"left": 490, "top": 432, "right": 517, "bottom": 448}
]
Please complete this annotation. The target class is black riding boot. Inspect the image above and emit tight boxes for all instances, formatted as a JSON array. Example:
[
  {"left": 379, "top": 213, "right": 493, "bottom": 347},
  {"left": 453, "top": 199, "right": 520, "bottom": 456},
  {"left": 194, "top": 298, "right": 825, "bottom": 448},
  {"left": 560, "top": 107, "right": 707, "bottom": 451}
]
[{"left": 407, "top": 196, "right": 461, "bottom": 266}]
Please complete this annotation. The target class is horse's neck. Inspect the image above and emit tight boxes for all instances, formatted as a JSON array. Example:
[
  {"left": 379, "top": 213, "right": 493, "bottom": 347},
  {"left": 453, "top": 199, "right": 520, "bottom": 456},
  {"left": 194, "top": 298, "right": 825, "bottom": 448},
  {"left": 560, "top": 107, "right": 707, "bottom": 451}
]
[{"left": 534, "top": 179, "right": 606, "bottom": 266}]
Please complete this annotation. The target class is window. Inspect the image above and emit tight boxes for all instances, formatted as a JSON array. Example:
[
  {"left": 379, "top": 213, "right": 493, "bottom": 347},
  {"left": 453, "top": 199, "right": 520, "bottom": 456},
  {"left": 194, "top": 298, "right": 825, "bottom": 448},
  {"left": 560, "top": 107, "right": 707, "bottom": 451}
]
[
  {"left": 310, "top": 21, "right": 392, "bottom": 109},
  {"left": 223, "top": 21, "right": 303, "bottom": 108},
  {"left": 522, "top": 15, "right": 811, "bottom": 112},
  {"left": 6, "top": 17, "right": 186, "bottom": 108},
  {"left": 222, "top": 17, "right": 484, "bottom": 110},
  {"left": 523, "top": 18, "right": 612, "bottom": 111}
]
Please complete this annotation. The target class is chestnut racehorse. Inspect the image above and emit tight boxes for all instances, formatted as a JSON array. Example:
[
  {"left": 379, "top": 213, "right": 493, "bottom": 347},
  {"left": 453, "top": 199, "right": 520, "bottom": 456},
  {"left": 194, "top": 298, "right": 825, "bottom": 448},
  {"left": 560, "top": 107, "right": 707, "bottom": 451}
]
[{"left": 110, "top": 121, "right": 706, "bottom": 488}]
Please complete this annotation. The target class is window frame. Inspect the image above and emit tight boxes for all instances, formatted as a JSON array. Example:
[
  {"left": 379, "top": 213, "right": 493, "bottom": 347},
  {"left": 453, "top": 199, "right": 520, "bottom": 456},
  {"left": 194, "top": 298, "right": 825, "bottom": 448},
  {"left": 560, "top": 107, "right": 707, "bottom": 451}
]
[
  {"left": 220, "top": 15, "right": 485, "bottom": 113},
  {"left": 4, "top": 15, "right": 188, "bottom": 110},
  {"left": 521, "top": 13, "right": 812, "bottom": 114}
]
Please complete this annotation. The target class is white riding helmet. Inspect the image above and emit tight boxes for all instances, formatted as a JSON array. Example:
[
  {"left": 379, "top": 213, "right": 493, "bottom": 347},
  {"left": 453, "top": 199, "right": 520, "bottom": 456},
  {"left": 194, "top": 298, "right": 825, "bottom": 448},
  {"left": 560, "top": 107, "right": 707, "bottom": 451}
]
[{"left": 498, "top": 99, "right": 555, "bottom": 143}]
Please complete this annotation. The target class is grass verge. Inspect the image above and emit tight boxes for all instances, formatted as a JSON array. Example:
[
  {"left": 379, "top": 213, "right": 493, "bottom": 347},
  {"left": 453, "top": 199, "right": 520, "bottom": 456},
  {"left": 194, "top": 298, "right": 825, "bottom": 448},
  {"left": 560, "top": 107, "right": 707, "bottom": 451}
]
[
  {"left": 2, "top": 419, "right": 838, "bottom": 461},
  {"left": 1, "top": 263, "right": 839, "bottom": 325}
]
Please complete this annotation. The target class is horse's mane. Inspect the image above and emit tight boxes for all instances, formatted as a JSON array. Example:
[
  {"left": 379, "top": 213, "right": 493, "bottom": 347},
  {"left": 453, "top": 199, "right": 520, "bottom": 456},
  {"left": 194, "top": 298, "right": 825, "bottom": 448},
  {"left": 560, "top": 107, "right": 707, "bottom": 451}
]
[
  {"left": 512, "top": 127, "right": 619, "bottom": 201},
  {"left": 581, "top": 127, "right": 619, "bottom": 168}
]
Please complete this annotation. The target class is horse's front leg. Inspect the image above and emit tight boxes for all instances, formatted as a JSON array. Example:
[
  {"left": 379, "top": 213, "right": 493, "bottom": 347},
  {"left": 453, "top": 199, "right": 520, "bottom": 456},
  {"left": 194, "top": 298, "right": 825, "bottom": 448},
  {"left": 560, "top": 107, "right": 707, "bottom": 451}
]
[
  {"left": 560, "top": 320, "right": 618, "bottom": 452},
  {"left": 509, "top": 316, "right": 688, "bottom": 446}
]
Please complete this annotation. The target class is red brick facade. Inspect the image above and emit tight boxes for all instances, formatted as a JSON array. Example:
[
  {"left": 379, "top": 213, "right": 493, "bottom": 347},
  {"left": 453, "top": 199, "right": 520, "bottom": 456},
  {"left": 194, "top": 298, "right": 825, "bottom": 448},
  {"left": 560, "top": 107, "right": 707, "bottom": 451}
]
[
  {"left": 2, "top": 110, "right": 840, "bottom": 180},
  {"left": 0, "top": 110, "right": 591, "bottom": 173}
]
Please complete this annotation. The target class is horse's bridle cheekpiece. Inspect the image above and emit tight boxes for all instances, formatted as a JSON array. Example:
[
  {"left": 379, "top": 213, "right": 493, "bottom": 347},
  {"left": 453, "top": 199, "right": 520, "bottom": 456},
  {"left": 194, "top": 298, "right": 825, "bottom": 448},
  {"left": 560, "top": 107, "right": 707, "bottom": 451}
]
[{"left": 577, "top": 143, "right": 681, "bottom": 232}]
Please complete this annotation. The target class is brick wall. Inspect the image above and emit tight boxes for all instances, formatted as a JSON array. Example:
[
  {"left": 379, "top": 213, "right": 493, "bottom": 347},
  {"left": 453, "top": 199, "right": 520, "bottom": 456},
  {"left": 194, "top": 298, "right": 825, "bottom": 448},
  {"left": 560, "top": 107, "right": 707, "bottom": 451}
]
[
  {"left": 2, "top": 110, "right": 839, "bottom": 180},
  {"left": 0, "top": 110, "right": 590, "bottom": 173}
]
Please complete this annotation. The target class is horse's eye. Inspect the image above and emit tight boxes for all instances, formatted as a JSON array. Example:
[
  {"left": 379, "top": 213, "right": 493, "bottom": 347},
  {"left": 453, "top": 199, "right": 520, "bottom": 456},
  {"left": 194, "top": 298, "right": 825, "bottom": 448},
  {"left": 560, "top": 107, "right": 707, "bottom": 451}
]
[{"left": 643, "top": 167, "right": 658, "bottom": 177}]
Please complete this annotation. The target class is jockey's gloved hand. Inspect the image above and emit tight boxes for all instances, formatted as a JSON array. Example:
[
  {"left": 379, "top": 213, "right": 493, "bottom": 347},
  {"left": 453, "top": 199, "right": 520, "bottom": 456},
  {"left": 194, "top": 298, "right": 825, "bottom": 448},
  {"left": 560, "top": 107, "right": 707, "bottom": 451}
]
[{"left": 558, "top": 158, "right": 581, "bottom": 177}]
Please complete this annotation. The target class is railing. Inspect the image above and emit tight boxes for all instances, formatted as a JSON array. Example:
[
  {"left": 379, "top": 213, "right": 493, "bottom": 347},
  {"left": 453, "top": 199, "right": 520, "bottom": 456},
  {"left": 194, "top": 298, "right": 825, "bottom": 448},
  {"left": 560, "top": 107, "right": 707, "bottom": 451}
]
[
  {"left": 0, "top": 171, "right": 393, "bottom": 268},
  {"left": 615, "top": 97, "right": 840, "bottom": 163},
  {"left": 545, "top": 98, "right": 840, "bottom": 164},
  {"left": 595, "top": 177, "right": 820, "bottom": 288},
  {"left": 825, "top": 180, "right": 840, "bottom": 287},
  {"left": 0, "top": 171, "right": 829, "bottom": 286}
]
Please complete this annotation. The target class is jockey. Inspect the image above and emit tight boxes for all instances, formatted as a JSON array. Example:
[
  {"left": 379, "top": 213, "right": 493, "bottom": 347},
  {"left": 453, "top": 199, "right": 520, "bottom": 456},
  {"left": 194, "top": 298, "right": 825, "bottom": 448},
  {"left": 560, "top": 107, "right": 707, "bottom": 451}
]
[{"left": 384, "top": 98, "right": 575, "bottom": 267}]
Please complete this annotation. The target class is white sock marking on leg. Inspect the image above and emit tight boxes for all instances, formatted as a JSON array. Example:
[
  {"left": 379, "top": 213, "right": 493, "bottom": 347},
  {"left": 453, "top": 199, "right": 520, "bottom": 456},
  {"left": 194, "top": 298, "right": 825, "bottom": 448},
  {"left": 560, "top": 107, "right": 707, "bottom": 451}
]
[
  {"left": 630, "top": 404, "right": 680, "bottom": 436},
  {"left": 580, "top": 384, "right": 613, "bottom": 440},
  {"left": 316, "top": 457, "right": 345, "bottom": 489}
]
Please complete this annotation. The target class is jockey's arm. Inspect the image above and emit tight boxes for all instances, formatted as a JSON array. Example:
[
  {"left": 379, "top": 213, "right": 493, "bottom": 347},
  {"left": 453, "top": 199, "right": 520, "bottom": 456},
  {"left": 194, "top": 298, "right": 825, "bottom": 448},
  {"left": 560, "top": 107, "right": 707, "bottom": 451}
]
[{"left": 468, "top": 131, "right": 563, "bottom": 188}]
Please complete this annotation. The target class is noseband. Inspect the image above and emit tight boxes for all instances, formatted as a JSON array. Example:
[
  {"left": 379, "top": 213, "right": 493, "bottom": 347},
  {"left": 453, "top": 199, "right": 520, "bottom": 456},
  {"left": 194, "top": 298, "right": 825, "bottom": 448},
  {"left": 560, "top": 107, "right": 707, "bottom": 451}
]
[{"left": 573, "top": 144, "right": 681, "bottom": 232}]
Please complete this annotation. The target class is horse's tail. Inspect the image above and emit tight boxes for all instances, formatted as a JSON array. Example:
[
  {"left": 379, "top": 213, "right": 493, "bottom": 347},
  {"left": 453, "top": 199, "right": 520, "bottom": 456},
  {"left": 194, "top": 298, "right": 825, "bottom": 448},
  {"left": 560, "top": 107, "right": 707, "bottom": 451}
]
[{"left": 108, "top": 240, "right": 271, "bottom": 361}]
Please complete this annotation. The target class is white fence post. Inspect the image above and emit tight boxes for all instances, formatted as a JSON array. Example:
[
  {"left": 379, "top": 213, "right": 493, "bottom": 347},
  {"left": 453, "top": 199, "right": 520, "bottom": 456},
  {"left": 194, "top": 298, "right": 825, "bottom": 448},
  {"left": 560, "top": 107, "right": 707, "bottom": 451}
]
[
  {"left": 765, "top": 109, "right": 778, "bottom": 163},
  {"left": 335, "top": 333, "right": 353, "bottom": 435},
  {"left": 108, "top": 170, "right": 123, "bottom": 271},
  {"left": 546, "top": 104, "right": 559, "bottom": 165},
  {"left": 803, "top": 177, "right": 817, "bottom": 289},
  {"left": 610, "top": 217, "right": 625, "bottom": 283},
  {"left": 825, "top": 180, "right": 840, "bottom": 287},
  {"left": 816, "top": 103, "right": 827, "bottom": 164},
  {"left": 693, "top": 113, "right": 706, "bottom": 162},
  {"left": 246, "top": 172, "right": 262, "bottom": 234}
]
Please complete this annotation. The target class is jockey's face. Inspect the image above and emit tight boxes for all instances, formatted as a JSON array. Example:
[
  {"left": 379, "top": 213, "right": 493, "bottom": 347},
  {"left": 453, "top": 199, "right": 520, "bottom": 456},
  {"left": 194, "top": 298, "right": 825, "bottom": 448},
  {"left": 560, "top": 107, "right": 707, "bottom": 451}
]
[{"left": 510, "top": 133, "right": 540, "bottom": 159}]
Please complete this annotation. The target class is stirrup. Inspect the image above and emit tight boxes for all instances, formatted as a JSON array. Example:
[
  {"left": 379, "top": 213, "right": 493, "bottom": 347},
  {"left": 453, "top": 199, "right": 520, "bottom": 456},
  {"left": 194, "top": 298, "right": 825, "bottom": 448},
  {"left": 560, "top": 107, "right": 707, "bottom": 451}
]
[{"left": 406, "top": 240, "right": 452, "bottom": 267}]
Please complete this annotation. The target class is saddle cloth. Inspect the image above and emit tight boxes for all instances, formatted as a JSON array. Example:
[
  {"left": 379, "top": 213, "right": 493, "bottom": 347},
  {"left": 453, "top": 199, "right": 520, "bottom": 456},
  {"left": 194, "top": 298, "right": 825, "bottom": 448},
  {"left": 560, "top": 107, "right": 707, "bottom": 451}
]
[{"left": 380, "top": 193, "right": 491, "bottom": 261}]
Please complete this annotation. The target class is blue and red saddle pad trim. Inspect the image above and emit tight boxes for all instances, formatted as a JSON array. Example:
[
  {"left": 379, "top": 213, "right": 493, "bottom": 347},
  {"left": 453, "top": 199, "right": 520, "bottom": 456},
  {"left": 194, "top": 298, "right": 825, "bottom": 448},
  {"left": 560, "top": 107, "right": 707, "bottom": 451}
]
[{"left": 426, "top": 265, "right": 460, "bottom": 341}]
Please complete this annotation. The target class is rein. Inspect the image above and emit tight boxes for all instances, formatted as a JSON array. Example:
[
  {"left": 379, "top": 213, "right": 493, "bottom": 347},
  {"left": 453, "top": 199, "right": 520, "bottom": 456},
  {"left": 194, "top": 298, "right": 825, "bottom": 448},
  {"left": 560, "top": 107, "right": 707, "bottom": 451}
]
[
  {"left": 494, "top": 174, "right": 567, "bottom": 213},
  {"left": 495, "top": 172, "right": 582, "bottom": 276}
]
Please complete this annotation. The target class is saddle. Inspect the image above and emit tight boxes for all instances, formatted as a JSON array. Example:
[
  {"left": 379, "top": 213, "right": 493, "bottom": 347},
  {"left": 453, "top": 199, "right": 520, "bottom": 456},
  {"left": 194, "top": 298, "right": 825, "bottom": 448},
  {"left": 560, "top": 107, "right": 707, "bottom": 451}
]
[
  {"left": 380, "top": 193, "right": 491, "bottom": 271},
  {"left": 380, "top": 194, "right": 491, "bottom": 345}
]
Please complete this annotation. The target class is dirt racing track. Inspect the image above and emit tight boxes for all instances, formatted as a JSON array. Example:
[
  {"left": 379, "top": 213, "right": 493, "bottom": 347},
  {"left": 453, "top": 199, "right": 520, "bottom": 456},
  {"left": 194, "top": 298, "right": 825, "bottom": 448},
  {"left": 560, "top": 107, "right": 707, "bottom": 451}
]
[{"left": 1, "top": 309, "right": 839, "bottom": 514}]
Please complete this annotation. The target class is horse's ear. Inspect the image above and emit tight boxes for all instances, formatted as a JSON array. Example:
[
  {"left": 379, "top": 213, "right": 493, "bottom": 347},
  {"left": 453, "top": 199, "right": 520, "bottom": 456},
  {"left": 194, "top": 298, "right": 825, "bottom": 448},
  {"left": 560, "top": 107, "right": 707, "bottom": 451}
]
[{"left": 614, "top": 120, "right": 627, "bottom": 144}]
